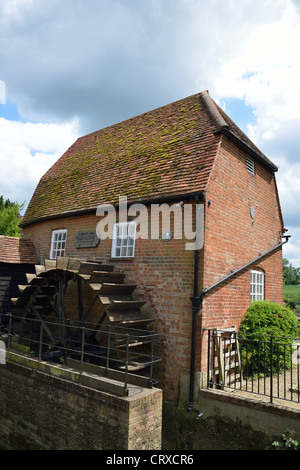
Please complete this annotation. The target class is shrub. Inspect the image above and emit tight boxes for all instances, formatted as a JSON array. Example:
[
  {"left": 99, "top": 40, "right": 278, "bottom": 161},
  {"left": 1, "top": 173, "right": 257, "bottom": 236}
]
[
  {"left": 239, "top": 301, "right": 299, "bottom": 376},
  {"left": 272, "top": 427, "right": 300, "bottom": 450}
]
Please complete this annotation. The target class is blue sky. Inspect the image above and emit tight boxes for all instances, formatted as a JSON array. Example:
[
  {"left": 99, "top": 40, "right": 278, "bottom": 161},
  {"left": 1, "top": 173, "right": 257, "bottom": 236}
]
[
  {"left": 0, "top": 100, "right": 21, "bottom": 121},
  {"left": 1, "top": 0, "right": 300, "bottom": 266},
  {"left": 221, "top": 99, "right": 256, "bottom": 133}
]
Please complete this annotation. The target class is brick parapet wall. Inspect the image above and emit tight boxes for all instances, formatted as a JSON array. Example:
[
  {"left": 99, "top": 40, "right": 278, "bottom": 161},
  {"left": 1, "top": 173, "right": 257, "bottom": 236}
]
[{"left": 0, "top": 360, "right": 162, "bottom": 450}]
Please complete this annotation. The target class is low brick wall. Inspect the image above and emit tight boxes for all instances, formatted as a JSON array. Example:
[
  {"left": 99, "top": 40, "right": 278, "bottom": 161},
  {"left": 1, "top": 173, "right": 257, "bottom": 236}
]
[
  {"left": 162, "top": 389, "right": 300, "bottom": 450},
  {"left": 200, "top": 389, "right": 300, "bottom": 441},
  {"left": 0, "top": 357, "right": 162, "bottom": 450}
]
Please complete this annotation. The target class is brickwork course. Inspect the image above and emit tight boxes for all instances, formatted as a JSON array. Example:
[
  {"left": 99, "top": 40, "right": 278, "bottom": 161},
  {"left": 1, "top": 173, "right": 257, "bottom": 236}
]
[{"left": 0, "top": 360, "right": 162, "bottom": 450}]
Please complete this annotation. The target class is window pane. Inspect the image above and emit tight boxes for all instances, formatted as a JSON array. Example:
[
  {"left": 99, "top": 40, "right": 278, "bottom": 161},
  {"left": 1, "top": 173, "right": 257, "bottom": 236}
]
[
  {"left": 128, "top": 237, "right": 134, "bottom": 246},
  {"left": 250, "top": 270, "right": 264, "bottom": 301},
  {"left": 128, "top": 224, "right": 135, "bottom": 236},
  {"left": 50, "top": 230, "right": 67, "bottom": 259},
  {"left": 112, "top": 222, "right": 136, "bottom": 258},
  {"left": 127, "top": 247, "right": 133, "bottom": 257},
  {"left": 121, "top": 246, "right": 127, "bottom": 257}
]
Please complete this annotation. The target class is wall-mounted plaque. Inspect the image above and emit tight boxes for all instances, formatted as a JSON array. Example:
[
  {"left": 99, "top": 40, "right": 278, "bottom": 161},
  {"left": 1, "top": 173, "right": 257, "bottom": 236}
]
[{"left": 75, "top": 231, "right": 100, "bottom": 249}]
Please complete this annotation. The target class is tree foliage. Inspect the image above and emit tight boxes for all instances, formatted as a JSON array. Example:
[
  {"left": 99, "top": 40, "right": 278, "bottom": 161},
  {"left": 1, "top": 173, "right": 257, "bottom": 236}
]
[
  {"left": 283, "top": 258, "right": 300, "bottom": 285},
  {"left": 0, "top": 195, "right": 24, "bottom": 237}
]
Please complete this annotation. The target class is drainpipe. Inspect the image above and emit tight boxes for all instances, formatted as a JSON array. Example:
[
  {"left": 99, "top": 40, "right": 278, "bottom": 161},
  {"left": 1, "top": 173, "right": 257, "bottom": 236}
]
[
  {"left": 187, "top": 194, "right": 203, "bottom": 412},
  {"left": 187, "top": 233, "right": 290, "bottom": 412},
  {"left": 198, "top": 235, "right": 290, "bottom": 300}
]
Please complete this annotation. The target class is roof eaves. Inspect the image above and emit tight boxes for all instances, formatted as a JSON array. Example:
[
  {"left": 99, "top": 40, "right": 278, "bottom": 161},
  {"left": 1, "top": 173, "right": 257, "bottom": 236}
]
[{"left": 20, "top": 190, "right": 207, "bottom": 228}]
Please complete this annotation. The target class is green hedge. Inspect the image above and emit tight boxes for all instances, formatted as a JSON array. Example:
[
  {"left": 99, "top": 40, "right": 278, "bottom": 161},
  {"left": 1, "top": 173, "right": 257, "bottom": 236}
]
[{"left": 239, "top": 301, "right": 299, "bottom": 376}]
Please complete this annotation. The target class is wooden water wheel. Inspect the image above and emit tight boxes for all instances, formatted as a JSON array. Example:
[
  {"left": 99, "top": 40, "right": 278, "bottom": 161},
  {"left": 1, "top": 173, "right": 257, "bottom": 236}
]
[{"left": 10, "top": 257, "right": 156, "bottom": 373}]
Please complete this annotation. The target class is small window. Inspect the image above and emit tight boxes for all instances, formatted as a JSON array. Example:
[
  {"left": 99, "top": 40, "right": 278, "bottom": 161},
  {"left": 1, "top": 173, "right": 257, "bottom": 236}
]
[
  {"left": 250, "top": 270, "right": 264, "bottom": 301},
  {"left": 112, "top": 222, "right": 136, "bottom": 258},
  {"left": 50, "top": 229, "right": 67, "bottom": 259},
  {"left": 247, "top": 157, "right": 255, "bottom": 175}
]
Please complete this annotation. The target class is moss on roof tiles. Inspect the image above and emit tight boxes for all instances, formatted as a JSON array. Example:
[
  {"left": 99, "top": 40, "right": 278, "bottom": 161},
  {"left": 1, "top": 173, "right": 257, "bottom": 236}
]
[{"left": 22, "top": 93, "right": 222, "bottom": 225}]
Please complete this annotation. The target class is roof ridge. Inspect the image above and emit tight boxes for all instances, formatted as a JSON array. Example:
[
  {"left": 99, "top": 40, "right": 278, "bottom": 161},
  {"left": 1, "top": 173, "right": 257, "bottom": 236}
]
[
  {"left": 77, "top": 92, "right": 204, "bottom": 140},
  {"left": 200, "top": 91, "right": 229, "bottom": 130}
]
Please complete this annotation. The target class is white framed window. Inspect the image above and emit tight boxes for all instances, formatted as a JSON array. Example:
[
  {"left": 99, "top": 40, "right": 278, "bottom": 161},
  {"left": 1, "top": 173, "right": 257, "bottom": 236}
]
[
  {"left": 250, "top": 270, "right": 264, "bottom": 301},
  {"left": 50, "top": 229, "right": 67, "bottom": 259},
  {"left": 111, "top": 222, "right": 136, "bottom": 258}
]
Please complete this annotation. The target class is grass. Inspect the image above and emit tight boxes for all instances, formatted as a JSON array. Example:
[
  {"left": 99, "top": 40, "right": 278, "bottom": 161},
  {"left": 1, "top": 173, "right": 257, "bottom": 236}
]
[
  {"left": 283, "top": 285, "right": 300, "bottom": 314},
  {"left": 283, "top": 285, "right": 300, "bottom": 296}
]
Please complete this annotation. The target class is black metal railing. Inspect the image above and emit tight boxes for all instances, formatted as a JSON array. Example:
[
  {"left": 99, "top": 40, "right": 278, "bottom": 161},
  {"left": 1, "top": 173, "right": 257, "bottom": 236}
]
[
  {"left": 204, "top": 328, "right": 300, "bottom": 404},
  {"left": 3, "top": 314, "right": 161, "bottom": 396}
]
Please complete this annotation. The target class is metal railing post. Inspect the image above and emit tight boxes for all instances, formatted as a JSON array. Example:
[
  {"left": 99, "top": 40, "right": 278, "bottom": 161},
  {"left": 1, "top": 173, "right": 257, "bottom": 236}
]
[
  {"left": 207, "top": 329, "right": 211, "bottom": 389},
  {"left": 7, "top": 313, "right": 12, "bottom": 359},
  {"left": 212, "top": 331, "right": 216, "bottom": 389},
  {"left": 80, "top": 326, "right": 85, "bottom": 374},
  {"left": 270, "top": 336, "right": 273, "bottom": 404},
  {"left": 38, "top": 320, "right": 43, "bottom": 363},
  {"left": 149, "top": 331, "right": 155, "bottom": 388},
  {"left": 106, "top": 325, "right": 111, "bottom": 371},
  {"left": 290, "top": 342, "right": 293, "bottom": 401},
  {"left": 66, "top": 318, "right": 70, "bottom": 355},
  {"left": 124, "top": 334, "right": 129, "bottom": 396},
  {"left": 297, "top": 345, "right": 300, "bottom": 403}
]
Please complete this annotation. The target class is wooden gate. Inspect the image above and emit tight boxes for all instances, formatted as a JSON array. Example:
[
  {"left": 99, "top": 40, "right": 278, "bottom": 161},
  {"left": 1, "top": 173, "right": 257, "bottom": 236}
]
[{"left": 212, "top": 327, "right": 242, "bottom": 389}]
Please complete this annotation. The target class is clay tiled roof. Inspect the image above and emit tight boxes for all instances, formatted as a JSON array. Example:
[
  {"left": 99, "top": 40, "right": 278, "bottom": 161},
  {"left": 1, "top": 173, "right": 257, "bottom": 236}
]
[
  {"left": 21, "top": 91, "right": 278, "bottom": 226},
  {"left": 0, "top": 236, "right": 39, "bottom": 264}
]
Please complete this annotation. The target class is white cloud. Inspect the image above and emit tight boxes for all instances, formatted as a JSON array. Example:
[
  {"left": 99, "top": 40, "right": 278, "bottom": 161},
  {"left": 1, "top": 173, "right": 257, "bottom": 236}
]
[
  {"left": 0, "top": 117, "right": 79, "bottom": 210},
  {"left": 213, "top": 2, "right": 300, "bottom": 142},
  {"left": 275, "top": 156, "right": 300, "bottom": 225},
  {"left": 2, "top": 0, "right": 37, "bottom": 15}
]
